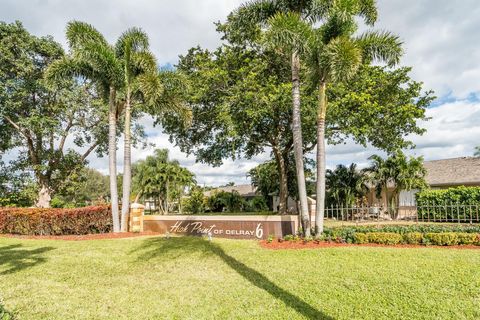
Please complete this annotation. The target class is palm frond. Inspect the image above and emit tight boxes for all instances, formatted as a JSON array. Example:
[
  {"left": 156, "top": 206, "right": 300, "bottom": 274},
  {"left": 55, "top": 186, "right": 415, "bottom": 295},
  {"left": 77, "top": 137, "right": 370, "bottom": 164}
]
[
  {"left": 66, "top": 21, "right": 108, "bottom": 50},
  {"left": 320, "top": 37, "right": 362, "bottom": 82},
  {"left": 264, "top": 12, "right": 314, "bottom": 55},
  {"left": 230, "top": 0, "right": 280, "bottom": 28},
  {"left": 356, "top": 30, "right": 403, "bottom": 66},
  {"left": 74, "top": 41, "right": 123, "bottom": 88},
  {"left": 115, "top": 27, "right": 149, "bottom": 58},
  {"left": 131, "top": 51, "right": 157, "bottom": 74}
]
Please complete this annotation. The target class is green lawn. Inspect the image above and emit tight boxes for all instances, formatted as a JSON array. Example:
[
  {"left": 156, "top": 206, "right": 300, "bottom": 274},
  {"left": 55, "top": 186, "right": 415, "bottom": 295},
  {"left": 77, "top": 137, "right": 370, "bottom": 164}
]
[{"left": 1, "top": 236, "right": 479, "bottom": 320}]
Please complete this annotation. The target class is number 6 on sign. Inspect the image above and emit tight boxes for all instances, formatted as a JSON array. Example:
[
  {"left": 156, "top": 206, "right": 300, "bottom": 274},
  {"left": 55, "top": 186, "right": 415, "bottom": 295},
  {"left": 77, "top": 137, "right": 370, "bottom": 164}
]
[{"left": 255, "top": 223, "right": 263, "bottom": 239}]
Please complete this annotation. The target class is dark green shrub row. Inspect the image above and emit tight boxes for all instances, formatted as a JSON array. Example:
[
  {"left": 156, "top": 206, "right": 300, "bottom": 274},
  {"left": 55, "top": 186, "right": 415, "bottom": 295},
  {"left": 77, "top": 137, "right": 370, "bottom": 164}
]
[
  {"left": 353, "top": 232, "right": 480, "bottom": 246},
  {"left": 416, "top": 187, "right": 480, "bottom": 221},
  {"left": 322, "top": 225, "right": 480, "bottom": 245},
  {"left": 0, "top": 206, "right": 112, "bottom": 235}
]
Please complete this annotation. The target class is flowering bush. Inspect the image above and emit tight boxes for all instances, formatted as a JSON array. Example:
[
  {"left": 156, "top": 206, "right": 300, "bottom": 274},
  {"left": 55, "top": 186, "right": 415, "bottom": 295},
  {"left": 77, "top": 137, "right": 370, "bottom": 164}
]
[{"left": 0, "top": 205, "right": 112, "bottom": 235}]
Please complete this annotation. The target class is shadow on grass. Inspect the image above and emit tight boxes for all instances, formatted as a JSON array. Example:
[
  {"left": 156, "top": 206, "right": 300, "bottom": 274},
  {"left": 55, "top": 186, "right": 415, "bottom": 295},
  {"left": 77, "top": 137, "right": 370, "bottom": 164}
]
[
  {"left": 134, "top": 237, "right": 334, "bottom": 320},
  {"left": 0, "top": 243, "right": 55, "bottom": 275}
]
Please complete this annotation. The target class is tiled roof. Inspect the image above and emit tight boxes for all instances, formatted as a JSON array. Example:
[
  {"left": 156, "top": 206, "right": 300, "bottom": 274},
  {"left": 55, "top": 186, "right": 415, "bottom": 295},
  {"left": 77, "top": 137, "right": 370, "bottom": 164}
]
[
  {"left": 424, "top": 157, "right": 480, "bottom": 186},
  {"left": 203, "top": 184, "right": 257, "bottom": 197}
]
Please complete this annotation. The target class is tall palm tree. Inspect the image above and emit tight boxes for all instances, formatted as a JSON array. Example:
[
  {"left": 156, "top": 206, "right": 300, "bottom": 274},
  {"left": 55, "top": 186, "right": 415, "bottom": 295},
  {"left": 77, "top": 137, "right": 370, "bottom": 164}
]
[
  {"left": 47, "top": 21, "right": 124, "bottom": 232},
  {"left": 115, "top": 29, "right": 158, "bottom": 231},
  {"left": 306, "top": 0, "right": 403, "bottom": 235},
  {"left": 229, "top": 0, "right": 332, "bottom": 236}
]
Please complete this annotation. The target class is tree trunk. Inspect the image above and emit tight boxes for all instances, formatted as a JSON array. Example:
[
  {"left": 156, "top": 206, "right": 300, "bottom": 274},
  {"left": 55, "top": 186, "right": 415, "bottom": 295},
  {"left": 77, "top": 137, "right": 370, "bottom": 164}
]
[
  {"left": 36, "top": 184, "right": 51, "bottom": 208},
  {"left": 120, "top": 88, "right": 132, "bottom": 232},
  {"left": 273, "top": 148, "right": 288, "bottom": 214},
  {"left": 315, "top": 82, "right": 327, "bottom": 237},
  {"left": 108, "top": 87, "right": 120, "bottom": 232},
  {"left": 291, "top": 51, "right": 310, "bottom": 237}
]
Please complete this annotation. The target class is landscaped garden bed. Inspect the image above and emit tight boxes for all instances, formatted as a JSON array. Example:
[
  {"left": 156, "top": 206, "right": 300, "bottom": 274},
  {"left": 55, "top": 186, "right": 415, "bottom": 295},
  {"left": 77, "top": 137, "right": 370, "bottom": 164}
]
[{"left": 262, "top": 225, "right": 480, "bottom": 249}]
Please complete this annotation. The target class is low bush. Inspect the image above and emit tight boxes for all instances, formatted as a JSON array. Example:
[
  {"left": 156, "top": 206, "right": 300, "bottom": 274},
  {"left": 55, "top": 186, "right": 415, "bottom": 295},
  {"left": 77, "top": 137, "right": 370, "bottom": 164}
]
[
  {"left": 457, "top": 233, "right": 480, "bottom": 245},
  {"left": 403, "top": 232, "right": 423, "bottom": 245},
  {"left": 0, "top": 205, "right": 112, "bottom": 235},
  {"left": 353, "top": 233, "right": 368, "bottom": 244},
  {"left": 424, "top": 233, "right": 459, "bottom": 246},
  {"left": 366, "top": 232, "right": 403, "bottom": 245}
]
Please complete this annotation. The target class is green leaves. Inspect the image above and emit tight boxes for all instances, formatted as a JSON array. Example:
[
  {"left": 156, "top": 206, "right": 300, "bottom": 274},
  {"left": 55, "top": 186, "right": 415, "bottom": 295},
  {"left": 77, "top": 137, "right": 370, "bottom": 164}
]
[
  {"left": 264, "top": 12, "right": 314, "bottom": 55},
  {"left": 356, "top": 30, "right": 403, "bottom": 67}
]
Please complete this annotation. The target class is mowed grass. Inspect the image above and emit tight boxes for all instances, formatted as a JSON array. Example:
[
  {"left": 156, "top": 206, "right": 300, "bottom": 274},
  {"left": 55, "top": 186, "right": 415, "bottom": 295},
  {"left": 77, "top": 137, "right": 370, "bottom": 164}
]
[{"left": 1, "top": 236, "right": 479, "bottom": 320}]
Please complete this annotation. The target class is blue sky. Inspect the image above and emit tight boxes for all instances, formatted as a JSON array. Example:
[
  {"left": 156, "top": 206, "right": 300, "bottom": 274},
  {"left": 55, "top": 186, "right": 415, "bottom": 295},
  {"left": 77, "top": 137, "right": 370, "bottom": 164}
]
[{"left": 1, "top": 0, "right": 479, "bottom": 186}]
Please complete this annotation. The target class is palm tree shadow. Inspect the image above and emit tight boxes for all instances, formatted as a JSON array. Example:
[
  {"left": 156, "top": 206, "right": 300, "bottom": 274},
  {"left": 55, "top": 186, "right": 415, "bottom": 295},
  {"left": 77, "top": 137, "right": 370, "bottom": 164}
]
[
  {"left": 134, "top": 237, "right": 334, "bottom": 320},
  {"left": 0, "top": 243, "right": 55, "bottom": 275}
]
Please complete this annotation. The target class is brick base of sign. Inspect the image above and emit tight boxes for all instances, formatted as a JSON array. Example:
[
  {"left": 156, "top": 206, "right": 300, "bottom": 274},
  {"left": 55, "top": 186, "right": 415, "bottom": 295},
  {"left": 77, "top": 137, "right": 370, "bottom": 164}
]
[{"left": 143, "top": 215, "right": 299, "bottom": 240}]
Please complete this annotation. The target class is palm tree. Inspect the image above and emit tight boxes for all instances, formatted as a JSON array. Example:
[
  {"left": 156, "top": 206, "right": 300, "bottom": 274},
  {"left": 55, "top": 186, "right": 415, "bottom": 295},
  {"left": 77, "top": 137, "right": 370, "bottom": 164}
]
[
  {"left": 230, "top": 0, "right": 331, "bottom": 236},
  {"left": 306, "top": 0, "right": 403, "bottom": 235},
  {"left": 47, "top": 21, "right": 124, "bottom": 232},
  {"left": 326, "top": 164, "right": 368, "bottom": 207},
  {"left": 366, "top": 153, "right": 427, "bottom": 217},
  {"left": 115, "top": 29, "right": 159, "bottom": 231}
]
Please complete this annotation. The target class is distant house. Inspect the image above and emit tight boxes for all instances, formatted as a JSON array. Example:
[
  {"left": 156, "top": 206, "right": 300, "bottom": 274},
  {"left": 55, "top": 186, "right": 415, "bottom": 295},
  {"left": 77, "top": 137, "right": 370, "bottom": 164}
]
[
  {"left": 203, "top": 184, "right": 257, "bottom": 200},
  {"left": 367, "top": 157, "right": 480, "bottom": 208}
]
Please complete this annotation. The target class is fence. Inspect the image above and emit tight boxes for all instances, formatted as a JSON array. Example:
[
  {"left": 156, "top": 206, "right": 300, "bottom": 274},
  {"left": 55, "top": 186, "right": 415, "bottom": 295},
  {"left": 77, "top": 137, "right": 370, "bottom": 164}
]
[{"left": 323, "top": 203, "right": 480, "bottom": 224}]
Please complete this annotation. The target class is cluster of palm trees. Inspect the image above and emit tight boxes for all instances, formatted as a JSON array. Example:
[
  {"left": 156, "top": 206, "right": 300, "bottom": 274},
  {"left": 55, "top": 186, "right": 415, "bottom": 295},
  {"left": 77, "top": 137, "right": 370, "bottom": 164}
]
[
  {"left": 46, "top": 22, "right": 188, "bottom": 232},
  {"left": 229, "top": 0, "right": 403, "bottom": 236},
  {"left": 132, "top": 149, "right": 195, "bottom": 215},
  {"left": 326, "top": 153, "right": 427, "bottom": 216}
]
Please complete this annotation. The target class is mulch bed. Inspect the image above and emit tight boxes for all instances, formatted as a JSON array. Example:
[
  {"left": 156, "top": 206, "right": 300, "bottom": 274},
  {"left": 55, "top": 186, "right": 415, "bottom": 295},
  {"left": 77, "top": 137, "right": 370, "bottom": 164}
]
[
  {"left": 260, "top": 240, "right": 480, "bottom": 250},
  {"left": 0, "top": 232, "right": 161, "bottom": 241}
]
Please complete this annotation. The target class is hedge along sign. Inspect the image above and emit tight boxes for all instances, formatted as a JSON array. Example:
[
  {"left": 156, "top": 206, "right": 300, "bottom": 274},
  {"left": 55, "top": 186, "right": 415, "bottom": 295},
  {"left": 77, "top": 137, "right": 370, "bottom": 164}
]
[{"left": 143, "top": 215, "right": 297, "bottom": 239}]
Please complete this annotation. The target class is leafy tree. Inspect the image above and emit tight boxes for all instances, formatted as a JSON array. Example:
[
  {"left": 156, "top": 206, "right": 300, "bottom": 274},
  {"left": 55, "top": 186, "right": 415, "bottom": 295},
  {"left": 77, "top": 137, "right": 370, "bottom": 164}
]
[
  {"left": 365, "top": 153, "right": 427, "bottom": 216},
  {"left": 182, "top": 186, "right": 205, "bottom": 214},
  {"left": 325, "top": 164, "right": 368, "bottom": 207},
  {"left": 164, "top": 39, "right": 317, "bottom": 216},
  {"left": 248, "top": 157, "right": 315, "bottom": 211},
  {"left": 0, "top": 21, "right": 108, "bottom": 208},
  {"left": 474, "top": 146, "right": 480, "bottom": 157},
  {"left": 305, "top": 0, "right": 403, "bottom": 235},
  {"left": 132, "top": 149, "right": 195, "bottom": 214},
  {"left": 206, "top": 190, "right": 245, "bottom": 212},
  {"left": 52, "top": 167, "right": 109, "bottom": 208}
]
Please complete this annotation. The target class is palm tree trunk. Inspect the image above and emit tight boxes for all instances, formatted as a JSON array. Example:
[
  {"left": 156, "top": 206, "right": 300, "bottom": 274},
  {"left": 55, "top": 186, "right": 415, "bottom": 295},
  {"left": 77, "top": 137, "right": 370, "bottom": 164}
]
[
  {"left": 273, "top": 147, "right": 288, "bottom": 214},
  {"left": 108, "top": 86, "right": 120, "bottom": 232},
  {"left": 291, "top": 51, "right": 310, "bottom": 237},
  {"left": 121, "top": 88, "right": 132, "bottom": 232},
  {"left": 315, "top": 82, "right": 327, "bottom": 237}
]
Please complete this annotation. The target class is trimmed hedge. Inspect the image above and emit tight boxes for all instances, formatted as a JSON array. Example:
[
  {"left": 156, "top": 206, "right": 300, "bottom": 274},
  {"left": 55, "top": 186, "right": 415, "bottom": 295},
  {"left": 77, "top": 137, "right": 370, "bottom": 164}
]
[
  {"left": 323, "top": 225, "right": 480, "bottom": 246},
  {"left": 0, "top": 206, "right": 112, "bottom": 235},
  {"left": 416, "top": 187, "right": 480, "bottom": 221}
]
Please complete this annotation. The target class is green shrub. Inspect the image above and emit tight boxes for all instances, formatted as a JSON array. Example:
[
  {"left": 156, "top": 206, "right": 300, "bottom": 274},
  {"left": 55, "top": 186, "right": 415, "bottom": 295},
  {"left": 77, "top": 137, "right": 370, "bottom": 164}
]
[
  {"left": 416, "top": 187, "right": 480, "bottom": 221},
  {"left": 0, "top": 205, "right": 112, "bottom": 235},
  {"left": 424, "top": 233, "right": 459, "bottom": 246},
  {"left": 354, "top": 233, "right": 368, "bottom": 244},
  {"left": 366, "top": 232, "right": 403, "bottom": 245},
  {"left": 456, "top": 233, "right": 479, "bottom": 245},
  {"left": 283, "top": 234, "right": 294, "bottom": 241},
  {"left": 403, "top": 232, "right": 423, "bottom": 245}
]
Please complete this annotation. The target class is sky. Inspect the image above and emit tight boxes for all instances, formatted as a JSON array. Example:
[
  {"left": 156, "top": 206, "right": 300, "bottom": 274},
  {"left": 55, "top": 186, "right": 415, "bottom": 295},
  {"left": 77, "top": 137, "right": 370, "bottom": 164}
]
[{"left": 1, "top": 0, "right": 480, "bottom": 186}]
